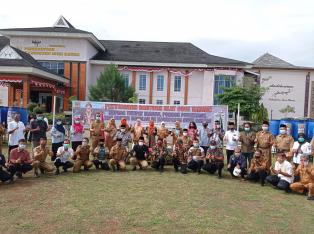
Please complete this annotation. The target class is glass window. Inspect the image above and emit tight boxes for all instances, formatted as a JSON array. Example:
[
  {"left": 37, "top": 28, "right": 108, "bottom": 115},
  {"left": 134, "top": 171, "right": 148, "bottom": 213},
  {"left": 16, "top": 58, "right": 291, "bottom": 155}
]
[
  {"left": 157, "top": 75, "right": 164, "bottom": 91},
  {"left": 174, "top": 100, "right": 180, "bottom": 105},
  {"left": 139, "top": 75, "right": 147, "bottom": 91},
  {"left": 174, "top": 76, "right": 181, "bottom": 92},
  {"left": 156, "top": 100, "right": 163, "bottom": 105},
  {"left": 38, "top": 61, "right": 64, "bottom": 75},
  {"left": 122, "top": 73, "right": 129, "bottom": 87},
  {"left": 139, "top": 99, "right": 146, "bottom": 104},
  {"left": 213, "top": 75, "right": 236, "bottom": 105}
]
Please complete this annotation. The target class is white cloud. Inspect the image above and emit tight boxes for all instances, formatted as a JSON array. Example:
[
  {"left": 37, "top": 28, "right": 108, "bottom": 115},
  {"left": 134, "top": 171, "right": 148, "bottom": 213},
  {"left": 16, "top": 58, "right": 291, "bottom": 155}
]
[{"left": 1, "top": 0, "right": 314, "bottom": 66}]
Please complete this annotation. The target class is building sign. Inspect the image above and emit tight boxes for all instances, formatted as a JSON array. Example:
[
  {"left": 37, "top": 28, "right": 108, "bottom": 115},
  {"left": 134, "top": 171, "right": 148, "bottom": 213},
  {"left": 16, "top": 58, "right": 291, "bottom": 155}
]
[
  {"left": 24, "top": 42, "right": 80, "bottom": 57},
  {"left": 72, "top": 101, "right": 228, "bottom": 129}
]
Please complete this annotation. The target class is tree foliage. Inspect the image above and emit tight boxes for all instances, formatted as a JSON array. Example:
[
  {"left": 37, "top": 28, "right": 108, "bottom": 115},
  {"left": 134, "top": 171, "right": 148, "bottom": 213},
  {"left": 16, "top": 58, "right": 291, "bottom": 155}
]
[
  {"left": 89, "top": 64, "right": 137, "bottom": 103},
  {"left": 217, "top": 85, "right": 268, "bottom": 123}
]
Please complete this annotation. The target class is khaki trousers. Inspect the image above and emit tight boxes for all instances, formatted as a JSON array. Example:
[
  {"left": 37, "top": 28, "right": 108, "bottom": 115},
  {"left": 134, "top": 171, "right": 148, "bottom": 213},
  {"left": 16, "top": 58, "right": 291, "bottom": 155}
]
[
  {"left": 32, "top": 161, "right": 54, "bottom": 173},
  {"left": 73, "top": 160, "right": 93, "bottom": 172},
  {"left": 109, "top": 159, "right": 126, "bottom": 170},
  {"left": 129, "top": 157, "right": 148, "bottom": 169},
  {"left": 290, "top": 182, "right": 314, "bottom": 196}
]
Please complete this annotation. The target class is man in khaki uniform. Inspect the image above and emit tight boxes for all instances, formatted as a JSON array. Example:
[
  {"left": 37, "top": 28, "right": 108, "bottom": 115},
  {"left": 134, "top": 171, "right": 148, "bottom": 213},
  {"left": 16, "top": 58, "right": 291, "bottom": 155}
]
[
  {"left": 157, "top": 122, "right": 169, "bottom": 146},
  {"left": 73, "top": 137, "right": 93, "bottom": 172},
  {"left": 131, "top": 119, "right": 144, "bottom": 144},
  {"left": 274, "top": 124, "right": 294, "bottom": 154},
  {"left": 90, "top": 113, "right": 105, "bottom": 151},
  {"left": 109, "top": 138, "right": 128, "bottom": 171},
  {"left": 255, "top": 121, "right": 274, "bottom": 171},
  {"left": 32, "top": 137, "right": 54, "bottom": 176},
  {"left": 178, "top": 129, "right": 192, "bottom": 150},
  {"left": 246, "top": 149, "right": 268, "bottom": 186},
  {"left": 290, "top": 155, "right": 314, "bottom": 200},
  {"left": 239, "top": 122, "right": 256, "bottom": 168}
]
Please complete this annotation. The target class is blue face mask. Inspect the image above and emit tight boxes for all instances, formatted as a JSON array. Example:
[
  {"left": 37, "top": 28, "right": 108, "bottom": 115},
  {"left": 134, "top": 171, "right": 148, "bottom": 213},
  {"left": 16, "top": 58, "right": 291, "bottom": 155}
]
[{"left": 298, "top": 137, "right": 305, "bottom": 143}]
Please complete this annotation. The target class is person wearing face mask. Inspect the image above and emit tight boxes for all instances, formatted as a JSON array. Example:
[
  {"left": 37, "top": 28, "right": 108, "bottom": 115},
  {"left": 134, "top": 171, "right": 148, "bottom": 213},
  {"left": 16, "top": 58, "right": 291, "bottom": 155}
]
[
  {"left": 291, "top": 133, "right": 311, "bottom": 168},
  {"left": 92, "top": 140, "right": 110, "bottom": 171},
  {"left": 73, "top": 137, "right": 93, "bottom": 172},
  {"left": 131, "top": 119, "right": 144, "bottom": 144},
  {"left": 146, "top": 120, "right": 157, "bottom": 148},
  {"left": 105, "top": 118, "right": 117, "bottom": 150},
  {"left": 171, "top": 121, "right": 183, "bottom": 146},
  {"left": 187, "top": 121, "right": 198, "bottom": 141},
  {"left": 172, "top": 139, "right": 189, "bottom": 173},
  {"left": 108, "top": 138, "right": 128, "bottom": 171},
  {"left": 266, "top": 152, "right": 294, "bottom": 192},
  {"left": 30, "top": 111, "right": 49, "bottom": 149},
  {"left": 223, "top": 122, "right": 239, "bottom": 165},
  {"left": 187, "top": 139, "right": 205, "bottom": 174},
  {"left": 151, "top": 138, "right": 167, "bottom": 172},
  {"left": 130, "top": 136, "right": 149, "bottom": 171},
  {"left": 33, "top": 137, "right": 54, "bottom": 177},
  {"left": 70, "top": 116, "right": 85, "bottom": 152},
  {"left": 55, "top": 139, "right": 74, "bottom": 175},
  {"left": 114, "top": 125, "right": 132, "bottom": 149},
  {"left": 51, "top": 119, "right": 66, "bottom": 161},
  {"left": 198, "top": 121, "right": 211, "bottom": 155},
  {"left": 239, "top": 122, "right": 256, "bottom": 168},
  {"left": 7, "top": 113, "right": 27, "bottom": 155},
  {"left": 8, "top": 139, "right": 33, "bottom": 181},
  {"left": 274, "top": 124, "right": 294, "bottom": 155},
  {"left": 290, "top": 155, "right": 314, "bottom": 200},
  {"left": 246, "top": 149, "right": 267, "bottom": 186},
  {"left": 157, "top": 122, "right": 169, "bottom": 146},
  {"left": 1, "top": 152, "right": 12, "bottom": 183},
  {"left": 255, "top": 120, "right": 274, "bottom": 172},
  {"left": 227, "top": 147, "right": 247, "bottom": 179},
  {"left": 203, "top": 140, "right": 224, "bottom": 178},
  {"left": 210, "top": 120, "right": 225, "bottom": 148},
  {"left": 90, "top": 112, "right": 105, "bottom": 152},
  {"left": 178, "top": 129, "right": 192, "bottom": 149}
]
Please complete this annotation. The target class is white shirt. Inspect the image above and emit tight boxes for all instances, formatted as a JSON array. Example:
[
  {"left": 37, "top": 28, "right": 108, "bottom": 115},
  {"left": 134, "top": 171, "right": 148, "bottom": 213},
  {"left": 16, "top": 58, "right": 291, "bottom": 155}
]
[
  {"left": 292, "top": 141, "right": 311, "bottom": 164},
  {"left": 274, "top": 160, "right": 294, "bottom": 184},
  {"left": 8, "top": 120, "right": 25, "bottom": 146},
  {"left": 56, "top": 146, "right": 74, "bottom": 163},
  {"left": 224, "top": 130, "right": 239, "bottom": 150}
]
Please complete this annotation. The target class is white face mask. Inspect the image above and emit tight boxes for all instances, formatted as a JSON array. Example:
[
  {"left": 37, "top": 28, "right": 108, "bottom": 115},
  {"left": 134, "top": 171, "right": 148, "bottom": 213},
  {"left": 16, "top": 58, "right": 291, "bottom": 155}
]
[
  {"left": 279, "top": 129, "right": 286, "bottom": 135},
  {"left": 193, "top": 143, "right": 199, "bottom": 148},
  {"left": 121, "top": 129, "right": 126, "bottom": 133},
  {"left": 234, "top": 153, "right": 241, "bottom": 157},
  {"left": 96, "top": 116, "right": 101, "bottom": 120},
  {"left": 262, "top": 126, "right": 268, "bottom": 131},
  {"left": 210, "top": 145, "right": 216, "bottom": 150},
  {"left": 82, "top": 142, "right": 87, "bottom": 147},
  {"left": 75, "top": 120, "right": 80, "bottom": 124},
  {"left": 244, "top": 127, "right": 250, "bottom": 131},
  {"left": 57, "top": 121, "right": 62, "bottom": 125},
  {"left": 19, "top": 144, "right": 26, "bottom": 150},
  {"left": 183, "top": 132, "right": 188, "bottom": 136},
  {"left": 304, "top": 161, "right": 309, "bottom": 166},
  {"left": 139, "top": 142, "right": 144, "bottom": 146}
]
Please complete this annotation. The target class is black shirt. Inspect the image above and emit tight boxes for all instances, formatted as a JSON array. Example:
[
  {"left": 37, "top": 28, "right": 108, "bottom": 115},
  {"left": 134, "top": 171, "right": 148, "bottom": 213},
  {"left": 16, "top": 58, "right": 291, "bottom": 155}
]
[
  {"left": 0, "top": 154, "right": 6, "bottom": 168},
  {"left": 31, "top": 120, "right": 48, "bottom": 141},
  {"left": 132, "top": 144, "right": 149, "bottom": 161}
]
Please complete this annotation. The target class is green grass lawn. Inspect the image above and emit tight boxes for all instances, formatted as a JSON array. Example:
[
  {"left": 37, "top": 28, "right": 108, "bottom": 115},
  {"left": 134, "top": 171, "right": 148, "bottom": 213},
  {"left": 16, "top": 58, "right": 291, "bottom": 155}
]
[{"left": 1, "top": 146, "right": 314, "bottom": 234}]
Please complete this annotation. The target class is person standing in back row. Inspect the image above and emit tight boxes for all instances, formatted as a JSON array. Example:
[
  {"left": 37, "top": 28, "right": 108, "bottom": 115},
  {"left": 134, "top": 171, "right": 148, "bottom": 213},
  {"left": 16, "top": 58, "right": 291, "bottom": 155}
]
[
  {"left": 7, "top": 113, "right": 28, "bottom": 155},
  {"left": 239, "top": 122, "right": 256, "bottom": 168},
  {"left": 30, "top": 111, "right": 49, "bottom": 149},
  {"left": 223, "top": 122, "right": 239, "bottom": 165}
]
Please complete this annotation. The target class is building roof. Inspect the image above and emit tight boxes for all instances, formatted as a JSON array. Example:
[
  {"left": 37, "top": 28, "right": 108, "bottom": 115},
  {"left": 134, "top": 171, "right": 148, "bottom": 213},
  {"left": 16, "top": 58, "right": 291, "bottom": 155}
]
[
  {"left": 91, "top": 40, "right": 250, "bottom": 66},
  {"left": 0, "top": 36, "right": 9, "bottom": 50},
  {"left": 253, "top": 53, "right": 296, "bottom": 69},
  {"left": 0, "top": 26, "right": 91, "bottom": 34}
]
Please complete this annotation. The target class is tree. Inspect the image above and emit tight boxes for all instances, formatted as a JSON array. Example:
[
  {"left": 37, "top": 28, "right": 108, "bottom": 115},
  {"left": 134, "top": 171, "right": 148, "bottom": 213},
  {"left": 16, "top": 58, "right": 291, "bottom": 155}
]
[
  {"left": 279, "top": 105, "right": 295, "bottom": 117},
  {"left": 217, "top": 85, "right": 267, "bottom": 124},
  {"left": 89, "top": 64, "right": 137, "bottom": 103}
]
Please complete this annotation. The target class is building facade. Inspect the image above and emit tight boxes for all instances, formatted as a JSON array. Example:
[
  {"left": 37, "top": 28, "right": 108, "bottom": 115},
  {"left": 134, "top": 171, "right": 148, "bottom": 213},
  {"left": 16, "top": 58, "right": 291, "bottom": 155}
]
[{"left": 0, "top": 16, "right": 250, "bottom": 111}]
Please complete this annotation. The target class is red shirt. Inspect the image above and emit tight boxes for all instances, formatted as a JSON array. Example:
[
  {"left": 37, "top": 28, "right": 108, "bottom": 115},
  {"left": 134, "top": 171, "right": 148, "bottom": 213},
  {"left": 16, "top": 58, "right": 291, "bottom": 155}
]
[{"left": 9, "top": 148, "right": 31, "bottom": 164}]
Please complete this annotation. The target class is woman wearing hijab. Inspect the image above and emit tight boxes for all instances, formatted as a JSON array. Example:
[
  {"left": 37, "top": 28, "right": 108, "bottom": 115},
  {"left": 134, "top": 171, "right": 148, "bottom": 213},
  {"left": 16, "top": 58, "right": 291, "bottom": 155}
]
[
  {"left": 51, "top": 119, "right": 66, "bottom": 161},
  {"left": 70, "top": 116, "right": 85, "bottom": 152},
  {"left": 105, "top": 118, "right": 117, "bottom": 150},
  {"left": 188, "top": 121, "right": 198, "bottom": 141},
  {"left": 291, "top": 133, "right": 311, "bottom": 168},
  {"left": 146, "top": 120, "right": 157, "bottom": 148}
]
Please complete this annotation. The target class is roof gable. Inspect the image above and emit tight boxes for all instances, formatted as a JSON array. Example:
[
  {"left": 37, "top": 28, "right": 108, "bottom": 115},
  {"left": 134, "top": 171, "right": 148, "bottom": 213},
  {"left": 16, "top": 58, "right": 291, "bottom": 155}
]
[
  {"left": 53, "top": 15, "right": 75, "bottom": 28},
  {"left": 253, "top": 53, "right": 295, "bottom": 68},
  {"left": 0, "top": 45, "right": 22, "bottom": 59}
]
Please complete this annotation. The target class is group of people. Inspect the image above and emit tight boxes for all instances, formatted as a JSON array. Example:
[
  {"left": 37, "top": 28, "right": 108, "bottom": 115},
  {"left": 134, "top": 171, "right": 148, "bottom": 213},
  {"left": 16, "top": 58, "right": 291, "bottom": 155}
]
[{"left": 0, "top": 112, "right": 314, "bottom": 201}]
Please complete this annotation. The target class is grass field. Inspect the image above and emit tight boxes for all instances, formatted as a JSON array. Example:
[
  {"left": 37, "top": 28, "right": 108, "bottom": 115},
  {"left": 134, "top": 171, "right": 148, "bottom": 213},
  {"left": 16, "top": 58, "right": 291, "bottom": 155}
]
[{"left": 1, "top": 146, "right": 314, "bottom": 234}]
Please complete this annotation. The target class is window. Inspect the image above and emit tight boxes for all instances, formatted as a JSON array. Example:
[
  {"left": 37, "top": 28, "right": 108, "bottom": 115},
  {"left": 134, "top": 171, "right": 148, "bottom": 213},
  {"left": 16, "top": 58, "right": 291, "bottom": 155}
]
[
  {"left": 156, "top": 100, "right": 163, "bottom": 105},
  {"left": 174, "top": 100, "right": 180, "bottom": 105},
  {"left": 38, "top": 61, "right": 64, "bottom": 75},
  {"left": 174, "top": 76, "right": 181, "bottom": 92},
  {"left": 157, "top": 75, "right": 164, "bottom": 91},
  {"left": 139, "top": 75, "right": 147, "bottom": 91},
  {"left": 122, "top": 73, "right": 129, "bottom": 87},
  {"left": 139, "top": 99, "right": 146, "bottom": 104},
  {"left": 213, "top": 75, "right": 236, "bottom": 105}
]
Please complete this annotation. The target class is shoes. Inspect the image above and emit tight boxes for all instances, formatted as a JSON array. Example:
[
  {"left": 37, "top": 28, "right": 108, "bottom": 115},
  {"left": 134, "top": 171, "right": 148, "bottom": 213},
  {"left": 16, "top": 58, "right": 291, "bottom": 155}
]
[
  {"left": 55, "top": 169, "right": 60, "bottom": 175},
  {"left": 132, "top": 167, "right": 137, "bottom": 171},
  {"left": 307, "top": 196, "right": 314, "bottom": 200},
  {"left": 16, "top": 172, "right": 23, "bottom": 179}
]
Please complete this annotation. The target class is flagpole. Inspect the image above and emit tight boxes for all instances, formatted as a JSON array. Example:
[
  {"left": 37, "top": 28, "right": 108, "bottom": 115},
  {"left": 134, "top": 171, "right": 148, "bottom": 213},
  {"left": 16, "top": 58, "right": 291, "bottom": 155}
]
[
  {"left": 52, "top": 95, "right": 56, "bottom": 126},
  {"left": 237, "top": 103, "right": 240, "bottom": 132}
]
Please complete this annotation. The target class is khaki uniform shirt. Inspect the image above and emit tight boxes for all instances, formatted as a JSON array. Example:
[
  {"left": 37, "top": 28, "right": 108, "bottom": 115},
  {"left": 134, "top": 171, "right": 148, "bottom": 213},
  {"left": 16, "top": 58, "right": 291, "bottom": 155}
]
[
  {"left": 239, "top": 131, "right": 256, "bottom": 153},
  {"left": 275, "top": 134, "right": 294, "bottom": 152},
  {"left": 109, "top": 144, "right": 127, "bottom": 161},
  {"left": 33, "top": 146, "right": 51, "bottom": 162},
  {"left": 250, "top": 157, "right": 267, "bottom": 172},
  {"left": 75, "top": 145, "right": 91, "bottom": 161},
  {"left": 295, "top": 164, "right": 314, "bottom": 185},
  {"left": 256, "top": 131, "right": 274, "bottom": 149},
  {"left": 91, "top": 121, "right": 104, "bottom": 137}
]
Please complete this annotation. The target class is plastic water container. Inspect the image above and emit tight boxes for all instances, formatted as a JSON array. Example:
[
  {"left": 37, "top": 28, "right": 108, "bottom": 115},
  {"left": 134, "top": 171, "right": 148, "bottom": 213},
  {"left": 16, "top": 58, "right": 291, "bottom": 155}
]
[
  {"left": 307, "top": 120, "right": 314, "bottom": 140},
  {"left": 269, "top": 120, "right": 280, "bottom": 136}
]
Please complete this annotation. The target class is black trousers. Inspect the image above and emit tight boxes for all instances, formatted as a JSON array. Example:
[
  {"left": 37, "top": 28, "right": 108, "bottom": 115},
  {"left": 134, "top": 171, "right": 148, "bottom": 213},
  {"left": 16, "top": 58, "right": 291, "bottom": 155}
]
[
  {"left": 203, "top": 161, "right": 224, "bottom": 177},
  {"left": 201, "top": 146, "right": 209, "bottom": 156},
  {"left": 172, "top": 158, "right": 187, "bottom": 174},
  {"left": 8, "top": 164, "right": 33, "bottom": 177},
  {"left": 54, "top": 159, "right": 74, "bottom": 171},
  {"left": 228, "top": 165, "right": 247, "bottom": 178},
  {"left": 0, "top": 168, "right": 11, "bottom": 182},
  {"left": 226, "top": 150, "right": 234, "bottom": 165},
  {"left": 151, "top": 157, "right": 166, "bottom": 171},
  {"left": 71, "top": 141, "right": 82, "bottom": 152},
  {"left": 51, "top": 142, "right": 63, "bottom": 161},
  {"left": 266, "top": 175, "right": 290, "bottom": 192},
  {"left": 247, "top": 170, "right": 267, "bottom": 185},
  {"left": 187, "top": 159, "right": 204, "bottom": 173},
  {"left": 93, "top": 159, "right": 110, "bottom": 170}
]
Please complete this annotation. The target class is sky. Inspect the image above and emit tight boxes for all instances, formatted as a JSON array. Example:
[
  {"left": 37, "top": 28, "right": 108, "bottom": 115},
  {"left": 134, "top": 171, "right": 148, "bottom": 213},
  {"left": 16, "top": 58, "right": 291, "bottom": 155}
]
[{"left": 1, "top": 0, "right": 314, "bottom": 66}]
